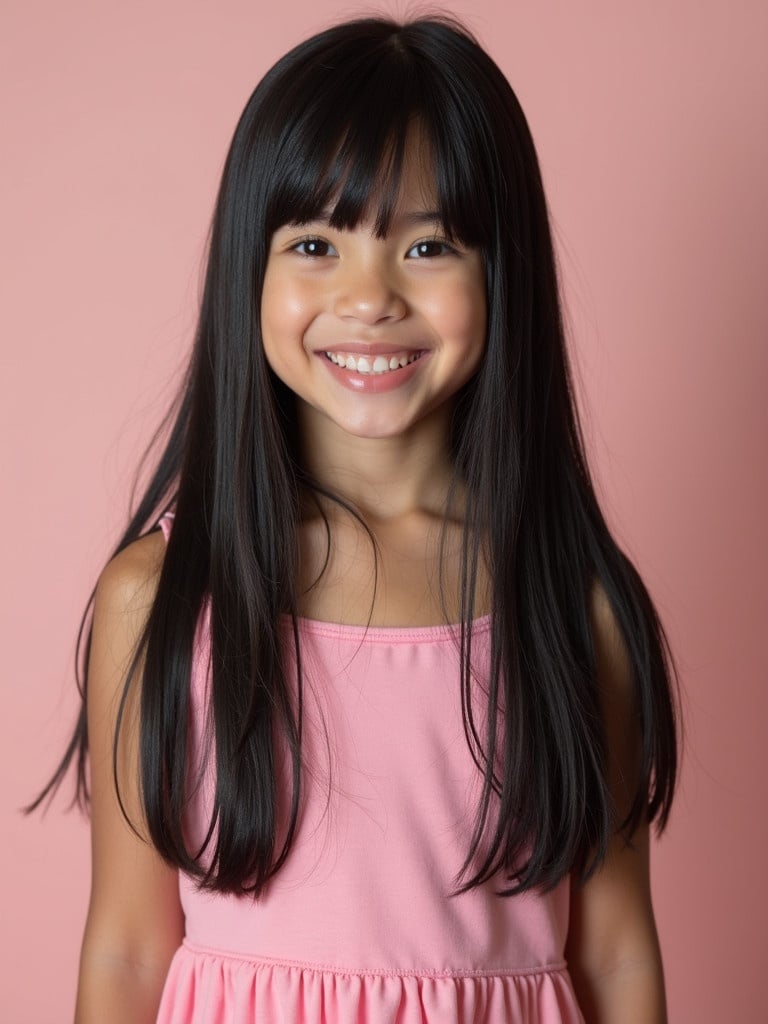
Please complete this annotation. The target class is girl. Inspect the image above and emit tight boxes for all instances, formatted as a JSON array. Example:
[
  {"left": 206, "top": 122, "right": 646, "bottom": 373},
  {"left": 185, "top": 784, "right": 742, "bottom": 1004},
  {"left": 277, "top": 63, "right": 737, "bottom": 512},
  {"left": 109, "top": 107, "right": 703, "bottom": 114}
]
[{"left": 31, "top": 14, "right": 680, "bottom": 1024}]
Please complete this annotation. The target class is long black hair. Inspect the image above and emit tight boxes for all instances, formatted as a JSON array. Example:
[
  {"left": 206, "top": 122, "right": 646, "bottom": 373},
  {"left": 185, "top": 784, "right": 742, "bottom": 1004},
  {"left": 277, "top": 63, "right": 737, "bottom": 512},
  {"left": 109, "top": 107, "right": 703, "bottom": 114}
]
[{"left": 28, "top": 14, "right": 680, "bottom": 898}]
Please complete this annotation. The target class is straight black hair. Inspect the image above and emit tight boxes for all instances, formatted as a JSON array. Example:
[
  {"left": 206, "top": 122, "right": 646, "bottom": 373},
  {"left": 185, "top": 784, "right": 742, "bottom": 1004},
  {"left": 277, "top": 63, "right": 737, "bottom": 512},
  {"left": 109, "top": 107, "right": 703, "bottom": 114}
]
[{"left": 28, "top": 14, "right": 681, "bottom": 898}]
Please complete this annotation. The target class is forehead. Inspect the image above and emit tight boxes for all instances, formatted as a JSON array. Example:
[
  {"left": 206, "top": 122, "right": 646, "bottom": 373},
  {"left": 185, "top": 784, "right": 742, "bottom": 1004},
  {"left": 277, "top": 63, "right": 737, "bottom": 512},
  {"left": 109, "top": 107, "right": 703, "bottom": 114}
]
[
  {"left": 389, "top": 133, "right": 438, "bottom": 209},
  {"left": 323, "top": 135, "right": 439, "bottom": 228},
  {"left": 328, "top": 123, "right": 436, "bottom": 220},
  {"left": 266, "top": 114, "right": 483, "bottom": 245}
]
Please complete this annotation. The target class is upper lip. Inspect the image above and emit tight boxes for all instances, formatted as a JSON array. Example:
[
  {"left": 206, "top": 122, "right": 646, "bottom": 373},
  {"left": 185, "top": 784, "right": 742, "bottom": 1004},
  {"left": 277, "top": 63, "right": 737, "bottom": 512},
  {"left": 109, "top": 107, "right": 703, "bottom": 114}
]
[{"left": 314, "top": 343, "right": 424, "bottom": 356}]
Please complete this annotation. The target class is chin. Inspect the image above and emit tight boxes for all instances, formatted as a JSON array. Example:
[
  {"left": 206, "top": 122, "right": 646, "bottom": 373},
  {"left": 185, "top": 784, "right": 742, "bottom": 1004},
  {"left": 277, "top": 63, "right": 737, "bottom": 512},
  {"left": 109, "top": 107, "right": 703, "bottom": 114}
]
[{"left": 341, "top": 422, "right": 411, "bottom": 440}]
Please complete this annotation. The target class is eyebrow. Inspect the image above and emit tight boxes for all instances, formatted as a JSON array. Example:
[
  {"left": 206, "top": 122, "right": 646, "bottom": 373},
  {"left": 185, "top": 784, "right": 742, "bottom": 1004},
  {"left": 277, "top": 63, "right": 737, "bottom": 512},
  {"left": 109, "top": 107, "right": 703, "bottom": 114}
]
[{"left": 399, "top": 211, "right": 443, "bottom": 226}]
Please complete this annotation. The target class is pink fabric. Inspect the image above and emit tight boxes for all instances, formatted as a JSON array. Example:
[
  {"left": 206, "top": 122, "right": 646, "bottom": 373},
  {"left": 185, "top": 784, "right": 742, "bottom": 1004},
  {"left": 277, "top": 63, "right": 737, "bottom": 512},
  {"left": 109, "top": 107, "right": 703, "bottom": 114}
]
[{"left": 154, "top": 511, "right": 585, "bottom": 1023}]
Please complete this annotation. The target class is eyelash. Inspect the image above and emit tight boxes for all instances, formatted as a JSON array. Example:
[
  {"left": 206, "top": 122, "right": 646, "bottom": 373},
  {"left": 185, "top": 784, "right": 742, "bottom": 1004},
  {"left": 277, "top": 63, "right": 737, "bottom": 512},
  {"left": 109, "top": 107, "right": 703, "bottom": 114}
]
[
  {"left": 291, "top": 237, "right": 335, "bottom": 259},
  {"left": 289, "top": 235, "right": 458, "bottom": 259},
  {"left": 408, "top": 239, "right": 458, "bottom": 259}
]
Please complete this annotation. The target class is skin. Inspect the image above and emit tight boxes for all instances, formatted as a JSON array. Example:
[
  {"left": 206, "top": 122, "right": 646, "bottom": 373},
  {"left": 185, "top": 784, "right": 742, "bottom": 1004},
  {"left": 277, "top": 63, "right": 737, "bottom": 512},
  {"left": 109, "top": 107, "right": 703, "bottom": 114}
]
[
  {"left": 75, "top": 531, "right": 184, "bottom": 1023},
  {"left": 75, "top": 141, "right": 667, "bottom": 1021},
  {"left": 564, "top": 581, "right": 668, "bottom": 1022},
  {"left": 260, "top": 138, "right": 490, "bottom": 626},
  {"left": 260, "top": 138, "right": 487, "bottom": 525}
]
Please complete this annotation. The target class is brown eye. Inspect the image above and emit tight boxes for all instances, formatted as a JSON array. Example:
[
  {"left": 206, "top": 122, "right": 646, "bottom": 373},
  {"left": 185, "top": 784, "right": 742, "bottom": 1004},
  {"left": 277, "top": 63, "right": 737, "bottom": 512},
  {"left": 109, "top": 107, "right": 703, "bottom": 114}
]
[
  {"left": 407, "top": 240, "right": 455, "bottom": 258},
  {"left": 293, "top": 237, "right": 337, "bottom": 258}
]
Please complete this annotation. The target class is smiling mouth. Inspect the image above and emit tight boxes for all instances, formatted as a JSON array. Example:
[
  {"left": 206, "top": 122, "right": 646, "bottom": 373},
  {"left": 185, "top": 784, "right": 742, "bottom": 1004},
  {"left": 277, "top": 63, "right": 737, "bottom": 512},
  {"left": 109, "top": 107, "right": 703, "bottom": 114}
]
[{"left": 323, "top": 351, "right": 425, "bottom": 375}]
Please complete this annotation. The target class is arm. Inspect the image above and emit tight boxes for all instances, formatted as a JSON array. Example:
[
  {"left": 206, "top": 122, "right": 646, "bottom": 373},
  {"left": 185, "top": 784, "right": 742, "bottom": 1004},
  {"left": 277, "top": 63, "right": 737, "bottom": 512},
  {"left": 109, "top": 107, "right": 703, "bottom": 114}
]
[
  {"left": 564, "top": 581, "right": 668, "bottom": 1024},
  {"left": 74, "top": 533, "right": 185, "bottom": 1024}
]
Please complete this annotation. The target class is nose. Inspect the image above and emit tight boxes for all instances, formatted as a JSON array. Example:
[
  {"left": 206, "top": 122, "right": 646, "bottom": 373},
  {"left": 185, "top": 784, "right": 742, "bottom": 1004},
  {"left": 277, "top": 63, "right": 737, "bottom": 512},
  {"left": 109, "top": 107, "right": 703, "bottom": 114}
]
[{"left": 332, "top": 261, "right": 407, "bottom": 325}]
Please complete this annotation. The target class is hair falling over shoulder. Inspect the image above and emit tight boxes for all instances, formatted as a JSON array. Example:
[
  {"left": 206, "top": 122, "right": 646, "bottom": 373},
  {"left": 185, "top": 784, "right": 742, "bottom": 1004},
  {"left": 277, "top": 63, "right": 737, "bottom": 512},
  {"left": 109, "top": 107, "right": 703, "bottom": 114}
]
[{"left": 28, "top": 14, "right": 681, "bottom": 898}]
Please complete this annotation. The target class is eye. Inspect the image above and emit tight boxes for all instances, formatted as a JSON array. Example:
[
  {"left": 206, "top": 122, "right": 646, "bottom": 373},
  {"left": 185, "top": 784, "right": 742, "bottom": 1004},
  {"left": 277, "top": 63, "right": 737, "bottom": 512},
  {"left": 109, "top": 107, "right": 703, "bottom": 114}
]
[
  {"left": 406, "top": 239, "right": 457, "bottom": 259},
  {"left": 291, "top": 236, "right": 338, "bottom": 258}
]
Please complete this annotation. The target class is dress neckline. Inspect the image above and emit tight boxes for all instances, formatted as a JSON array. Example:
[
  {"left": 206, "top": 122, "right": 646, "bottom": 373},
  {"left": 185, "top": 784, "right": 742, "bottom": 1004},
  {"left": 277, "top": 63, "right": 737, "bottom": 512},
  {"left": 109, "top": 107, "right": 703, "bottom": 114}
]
[
  {"left": 278, "top": 611, "right": 493, "bottom": 642},
  {"left": 160, "top": 512, "right": 492, "bottom": 643}
]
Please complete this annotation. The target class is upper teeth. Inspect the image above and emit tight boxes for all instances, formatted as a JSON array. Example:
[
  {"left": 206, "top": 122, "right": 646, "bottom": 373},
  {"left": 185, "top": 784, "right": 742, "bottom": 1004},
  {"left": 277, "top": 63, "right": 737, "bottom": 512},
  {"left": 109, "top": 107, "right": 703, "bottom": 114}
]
[{"left": 325, "top": 351, "right": 422, "bottom": 374}]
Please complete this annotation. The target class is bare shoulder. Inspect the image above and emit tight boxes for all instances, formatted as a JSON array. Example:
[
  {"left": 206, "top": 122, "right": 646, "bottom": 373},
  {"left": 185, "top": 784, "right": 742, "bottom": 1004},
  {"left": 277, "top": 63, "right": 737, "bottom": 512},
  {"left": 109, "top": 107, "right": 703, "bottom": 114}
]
[
  {"left": 586, "top": 575, "right": 644, "bottom": 834},
  {"left": 89, "top": 527, "right": 170, "bottom": 783},
  {"left": 587, "top": 576, "right": 634, "bottom": 706},
  {"left": 588, "top": 576, "right": 624, "bottom": 648},
  {"left": 95, "top": 528, "right": 167, "bottom": 619}
]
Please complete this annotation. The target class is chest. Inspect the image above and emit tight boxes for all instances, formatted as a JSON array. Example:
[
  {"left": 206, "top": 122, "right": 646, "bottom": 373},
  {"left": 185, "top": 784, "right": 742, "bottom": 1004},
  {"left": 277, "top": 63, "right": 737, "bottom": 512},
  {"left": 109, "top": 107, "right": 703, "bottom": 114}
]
[{"left": 294, "top": 515, "right": 491, "bottom": 628}]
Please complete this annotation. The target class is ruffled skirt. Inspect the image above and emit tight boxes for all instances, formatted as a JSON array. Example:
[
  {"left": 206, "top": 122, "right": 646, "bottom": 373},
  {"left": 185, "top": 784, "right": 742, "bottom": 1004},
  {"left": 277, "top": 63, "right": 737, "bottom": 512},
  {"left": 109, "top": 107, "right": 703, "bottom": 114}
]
[{"left": 156, "top": 942, "right": 585, "bottom": 1023}]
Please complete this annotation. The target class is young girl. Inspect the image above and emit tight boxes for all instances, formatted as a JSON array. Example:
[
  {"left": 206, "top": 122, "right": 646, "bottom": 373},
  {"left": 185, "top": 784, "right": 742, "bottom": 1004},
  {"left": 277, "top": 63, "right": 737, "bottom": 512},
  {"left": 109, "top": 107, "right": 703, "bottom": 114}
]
[{"left": 32, "top": 14, "right": 680, "bottom": 1024}]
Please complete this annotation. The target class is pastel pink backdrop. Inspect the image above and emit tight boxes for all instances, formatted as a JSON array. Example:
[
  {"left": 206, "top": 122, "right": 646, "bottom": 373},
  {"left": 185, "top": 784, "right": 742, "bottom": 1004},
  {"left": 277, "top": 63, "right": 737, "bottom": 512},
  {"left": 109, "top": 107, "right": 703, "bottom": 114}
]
[{"left": 2, "top": 1, "right": 766, "bottom": 1020}]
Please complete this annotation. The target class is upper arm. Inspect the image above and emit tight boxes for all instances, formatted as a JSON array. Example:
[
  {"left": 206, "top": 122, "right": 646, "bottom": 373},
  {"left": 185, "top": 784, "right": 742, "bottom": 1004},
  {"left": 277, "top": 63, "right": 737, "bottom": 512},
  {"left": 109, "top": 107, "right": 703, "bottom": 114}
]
[
  {"left": 564, "top": 581, "right": 665, "bottom": 1008},
  {"left": 81, "top": 530, "right": 184, "bottom": 970}
]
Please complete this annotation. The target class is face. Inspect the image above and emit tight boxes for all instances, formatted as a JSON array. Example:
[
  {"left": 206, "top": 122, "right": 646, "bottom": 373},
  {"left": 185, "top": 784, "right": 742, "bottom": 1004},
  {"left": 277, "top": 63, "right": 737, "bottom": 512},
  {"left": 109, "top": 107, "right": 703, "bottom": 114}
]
[{"left": 260, "top": 141, "right": 487, "bottom": 443}]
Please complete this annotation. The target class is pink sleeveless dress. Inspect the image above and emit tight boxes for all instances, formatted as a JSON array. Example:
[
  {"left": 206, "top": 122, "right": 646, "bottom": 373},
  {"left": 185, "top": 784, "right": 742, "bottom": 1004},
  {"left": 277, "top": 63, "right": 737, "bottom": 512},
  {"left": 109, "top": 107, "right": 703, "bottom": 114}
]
[{"left": 154, "top": 511, "right": 585, "bottom": 1023}]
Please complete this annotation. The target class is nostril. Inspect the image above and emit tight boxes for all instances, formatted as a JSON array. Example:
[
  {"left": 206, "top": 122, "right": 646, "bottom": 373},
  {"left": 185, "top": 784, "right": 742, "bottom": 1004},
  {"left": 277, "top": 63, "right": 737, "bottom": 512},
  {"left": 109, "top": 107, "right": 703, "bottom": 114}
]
[{"left": 333, "top": 288, "right": 408, "bottom": 325}]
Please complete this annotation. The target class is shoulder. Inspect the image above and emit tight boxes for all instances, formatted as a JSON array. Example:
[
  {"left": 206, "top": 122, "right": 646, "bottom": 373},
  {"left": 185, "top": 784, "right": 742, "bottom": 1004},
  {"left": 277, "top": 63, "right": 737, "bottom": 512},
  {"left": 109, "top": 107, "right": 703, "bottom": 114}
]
[
  {"left": 90, "top": 528, "right": 169, "bottom": 683},
  {"left": 587, "top": 577, "right": 634, "bottom": 705},
  {"left": 588, "top": 576, "right": 622, "bottom": 649},
  {"left": 587, "top": 577, "right": 642, "bottom": 821},
  {"left": 95, "top": 528, "right": 167, "bottom": 623},
  {"left": 86, "top": 528, "right": 170, "bottom": 806}
]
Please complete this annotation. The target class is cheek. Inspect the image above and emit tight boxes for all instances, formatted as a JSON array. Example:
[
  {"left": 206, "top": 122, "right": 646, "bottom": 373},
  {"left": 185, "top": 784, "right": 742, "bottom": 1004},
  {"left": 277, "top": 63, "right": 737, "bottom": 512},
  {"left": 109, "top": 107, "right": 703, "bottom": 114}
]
[
  {"left": 259, "top": 270, "right": 279, "bottom": 349},
  {"left": 427, "top": 278, "right": 487, "bottom": 349},
  {"left": 260, "top": 272, "right": 313, "bottom": 356}
]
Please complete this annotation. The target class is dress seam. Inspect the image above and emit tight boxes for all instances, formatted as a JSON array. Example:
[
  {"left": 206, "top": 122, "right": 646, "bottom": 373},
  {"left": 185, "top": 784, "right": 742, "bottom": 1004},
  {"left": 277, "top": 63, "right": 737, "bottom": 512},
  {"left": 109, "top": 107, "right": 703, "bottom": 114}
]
[{"left": 179, "top": 940, "right": 568, "bottom": 979}]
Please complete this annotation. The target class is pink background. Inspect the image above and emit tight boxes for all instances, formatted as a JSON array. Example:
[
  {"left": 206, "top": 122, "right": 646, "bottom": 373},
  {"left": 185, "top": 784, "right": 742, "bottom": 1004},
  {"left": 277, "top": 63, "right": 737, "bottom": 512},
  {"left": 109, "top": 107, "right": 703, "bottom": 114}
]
[{"left": 2, "top": 1, "right": 766, "bottom": 1020}]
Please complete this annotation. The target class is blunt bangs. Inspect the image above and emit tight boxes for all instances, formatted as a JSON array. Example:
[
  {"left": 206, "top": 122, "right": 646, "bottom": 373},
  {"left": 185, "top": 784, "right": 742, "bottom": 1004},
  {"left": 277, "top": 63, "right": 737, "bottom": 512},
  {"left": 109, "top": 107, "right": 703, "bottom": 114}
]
[{"left": 260, "top": 21, "right": 497, "bottom": 248}]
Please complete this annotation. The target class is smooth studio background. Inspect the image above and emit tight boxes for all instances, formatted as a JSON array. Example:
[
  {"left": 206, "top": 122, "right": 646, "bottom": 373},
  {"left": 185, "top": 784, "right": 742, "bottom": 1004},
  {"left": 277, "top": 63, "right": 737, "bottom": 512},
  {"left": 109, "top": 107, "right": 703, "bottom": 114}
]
[{"left": 2, "top": 1, "right": 766, "bottom": 1020}]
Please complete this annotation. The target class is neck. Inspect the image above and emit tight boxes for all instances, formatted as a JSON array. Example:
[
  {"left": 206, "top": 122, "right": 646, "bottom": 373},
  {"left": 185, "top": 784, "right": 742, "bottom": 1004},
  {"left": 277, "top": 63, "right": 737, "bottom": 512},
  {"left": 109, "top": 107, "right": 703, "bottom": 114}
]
[{"left": 296, "top": 399, "right": 463, "bottom": 524}]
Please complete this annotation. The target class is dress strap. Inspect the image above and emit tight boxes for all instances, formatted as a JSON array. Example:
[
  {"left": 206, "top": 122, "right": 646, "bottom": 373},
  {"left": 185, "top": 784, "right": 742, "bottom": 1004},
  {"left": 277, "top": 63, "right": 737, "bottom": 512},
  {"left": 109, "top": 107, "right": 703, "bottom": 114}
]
[{"left": 157, "top": 509, "right": 175, "bottom": 543}]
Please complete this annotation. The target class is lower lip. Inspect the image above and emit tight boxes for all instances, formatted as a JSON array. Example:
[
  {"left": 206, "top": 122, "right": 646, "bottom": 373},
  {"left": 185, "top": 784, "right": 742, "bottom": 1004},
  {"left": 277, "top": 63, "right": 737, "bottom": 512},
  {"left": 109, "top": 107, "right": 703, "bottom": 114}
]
[{"left": 317, "top": 352, "right": 429, "bottom": 393}]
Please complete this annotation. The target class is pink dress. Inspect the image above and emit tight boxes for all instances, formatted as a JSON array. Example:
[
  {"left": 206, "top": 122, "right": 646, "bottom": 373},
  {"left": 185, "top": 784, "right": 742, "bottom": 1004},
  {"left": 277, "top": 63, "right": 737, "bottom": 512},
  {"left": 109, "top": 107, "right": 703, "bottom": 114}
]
[{"left": 154, "top": 511, "right": 585, "bottom": 1023}]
